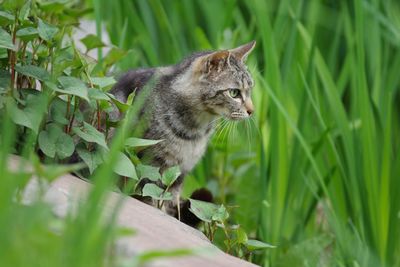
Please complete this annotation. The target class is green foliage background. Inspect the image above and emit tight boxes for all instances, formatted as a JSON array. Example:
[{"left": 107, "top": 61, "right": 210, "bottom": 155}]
[
  {"left": 1, "top": 0, "right": 400, "bottom": 266},
  {"left": 97, "top": 0, "right": 400, "bottom": 266}
]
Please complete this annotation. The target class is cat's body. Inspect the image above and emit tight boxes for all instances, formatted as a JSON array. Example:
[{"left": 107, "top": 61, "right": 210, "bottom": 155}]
[
  {"left": 111, "top": 64, "right": 214, "bottom": 176},
  {"left": 110, "top": 41, "right": 256, "bottom": 215}
]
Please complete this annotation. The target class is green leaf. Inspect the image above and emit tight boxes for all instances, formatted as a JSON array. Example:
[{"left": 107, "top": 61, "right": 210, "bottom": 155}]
[
  {"left": 9, "top": 103, "right": 35, "bottom": 133},
  {"left": 57, "top": 76, "right": 89, "bottom": 101},
  {"left": 38, "top": 0, "right": 69, "bottom": 13},
  {"left": 7, "top": 93, "right": 47, "bottom": 133},
  {"left": 80, "top": 34, "right": 105, "bottom": 52},
  {"left": 54, "top": 46, "right": 74, "bottom": 62},
  {"left": 38, "top": 124, "right": 75, "bottom": 159},
  {"left": 19, "top": 0, "right": 31, "bottom": 21},
  {"left": 91, "top": 77, "right": 116, "bottom": 89},
  {"left": 0, "top": 11, "right": 14, "bottom": 26},
  {"left": 107, "top": 93, "right": 130, "bottom": 112},
  {"left": 113, "top": 152, "right": 138, "bottom": 179},
  {"left": 15, "top": 65, "right": 51, "bottom": 81},
  {"left": 124, "top": 137, "right": 162, "bottom": 148},
  {"left": 126, "top": 91, "right": 135, "bottom": 105},
  {"left": 236, "top": 228, "right": 248, "bottom": 245},
  {"left": 72, "top": 122, "right": 108, "bottom": 149},
  {"left": 36, "top": 43, "right": 50, "bottom": 58},
  {"left": 188, "top": 199, "right": 220, "bottom": 223},
  {"left": 38, "top": 18, "right": 59, "bottom": 41},
  {"left": 0, "top": 11, "right": 14, "bottom": 21},
  {"left": 211, "top": 205, "right": 229, "bottom": 223},
  {"left": 0, "top": 69, "right": 10, "bottom": 90},
  {"left": 3, "top": 0, "right": 26, "bottom": 11},
  {"left": 38, "top": 131, "right": 56, "bottom": 158},
  {"left": 161, "top": 166, "right": 181, "bottom": 186},
  {"left": 136, "top": 164, "right": 161, "bottom": 181},
  {"left": 88, "top": 89, "right": 110, "bottom": 101},
  {"left": 245, "top": 239, "right": 276, "bottom": 251},
  {"left": 16, "top": 27, "right": 38, "bottom": 41},
  {"left": 0, "top": 48, "right": 7, "bottom": 59},
  {"left": 0, "top": 28, "right": 16, "bottom": 51},
  {"left": 103, "top": 47, "right": 127, "bottom": 67},
  {"left": 49, "top": 98, "right": 69, "bottom": 125},
  {"left": 142, "top": 183, "right": 172, "bottom": 200},
  {"left": 56, "top": 134, "right": 75, "bottom": 159},
  {"left": 76, "top": 145, "right": 105, "bottom": 174}
]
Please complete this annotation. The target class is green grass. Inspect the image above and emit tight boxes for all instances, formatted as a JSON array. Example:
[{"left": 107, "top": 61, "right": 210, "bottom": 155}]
[{"left": 97, "top": 0, "right": 400, "bottom": 266}]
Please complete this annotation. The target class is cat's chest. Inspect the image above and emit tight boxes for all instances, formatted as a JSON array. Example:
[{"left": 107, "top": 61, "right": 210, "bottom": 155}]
[
  {"left": 156, "top": 135, "right": 209, "bottom": 174},
  {"left": 176, "top": 138, "right": 208, "bottom": 172}
]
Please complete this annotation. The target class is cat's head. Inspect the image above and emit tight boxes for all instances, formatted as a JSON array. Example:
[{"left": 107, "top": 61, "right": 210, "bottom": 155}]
[{"left": 192, "top": 41, "right": 256, "bottom": 120}]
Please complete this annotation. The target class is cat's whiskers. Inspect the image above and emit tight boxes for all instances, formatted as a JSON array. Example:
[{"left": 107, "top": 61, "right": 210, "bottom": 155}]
[
  {"left": 215, "top": 117, "right": 228, "bottom": 129},
  {"left": 249, "top": 117, "right": 258, "bottom": 151},
  {"left": 249, "top": 116, "right": 261, "bottom": 138},
  {"left": 214, "top": 119, "right": 229, "bottom": 138},
  {"left": 232, "top": 121, "right": 238, "bottom": 140},
  {"left": 223, "top": 120, "right": 233, "bottom": 143},
  {"left": 245, "top": 119, "right": 251, "bottom": 153},
  {"left": 206, "top": 116, "right": 223, "bottom": 129},
  {"left": 214, "top": 118, "right": 230, "bottom": 143},
  {"left": 211, "top": 121, "right": 224, "bottom": 141},
  {"left": 224, "top": 121, "right": 231, "bottom": 143},
  {"left": 233, "top": 120, "right": 238, "bottom": 142},
  {"left": 228, "top": 120, "right": 237, "bottom": 144},
  {"left": 227, "top": 120, "right": 233, "bottom": 142}
]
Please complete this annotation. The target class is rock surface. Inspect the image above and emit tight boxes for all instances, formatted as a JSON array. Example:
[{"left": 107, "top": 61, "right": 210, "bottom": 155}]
[{"left": 10, "top": 156, "right": 259, "bottom": 267}]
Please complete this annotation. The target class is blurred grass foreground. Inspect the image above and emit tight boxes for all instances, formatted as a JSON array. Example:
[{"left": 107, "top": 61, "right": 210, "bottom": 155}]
[{"left": 1, "top": 0, "right": 400, "bottom": 267}]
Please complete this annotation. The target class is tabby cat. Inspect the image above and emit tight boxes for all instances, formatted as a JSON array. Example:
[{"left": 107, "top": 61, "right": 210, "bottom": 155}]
[{"left": 111, "top": 41, "right": 256, "bottom": 219}]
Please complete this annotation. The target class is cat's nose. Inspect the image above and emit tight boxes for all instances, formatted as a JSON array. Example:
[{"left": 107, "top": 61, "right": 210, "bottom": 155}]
[{"left": 245, "top": 100, "right": 254, "bottom": 116}]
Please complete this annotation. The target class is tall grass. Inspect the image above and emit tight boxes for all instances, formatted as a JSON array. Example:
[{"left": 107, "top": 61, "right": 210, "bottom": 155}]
[{"left": 96, "top": 0, "right": 400, "bottom": 266}]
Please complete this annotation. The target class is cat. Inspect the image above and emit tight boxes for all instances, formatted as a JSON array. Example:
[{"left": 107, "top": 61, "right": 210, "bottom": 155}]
[{"left": 110, "top": 41, "right": 256, "bottom": 219}]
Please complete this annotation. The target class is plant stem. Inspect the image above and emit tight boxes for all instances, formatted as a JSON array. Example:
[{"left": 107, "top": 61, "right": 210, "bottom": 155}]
[
  {"left": 19, "top": 41, "right": 27, "bottom": 63},
  {"left": 96, "top": 101, "right": 101, "bottom": 130},
  {"left": 10, "top": 12, "right": 19, "bottom": 91},
  {"left": 222, "top": 223, "right": 231, "bottom": 253},
  {"left": 158, "top": 183, "right": 172, "bottom": 209},
  {"left": 67, "top": 97, "right": 78, "bottom": 133},
  {"left": 31, "top": 39, "right": 42, "bottom": 62},
  {"left": 83, "top": 69, "right": 103, "bottom": 131},
  {"left": 65, "top": 95, "right": 71, "bottom": 132},
  {"left": 206, "top": 223, "right": 211, "bottom": 240}
]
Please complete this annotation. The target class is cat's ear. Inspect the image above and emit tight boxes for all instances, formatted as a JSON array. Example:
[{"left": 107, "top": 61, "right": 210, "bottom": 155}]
[
  {"left": 229, "top": 40, "right": 256, "bottom": 62},
  {"left": 201, "top": 50, "right": 230, "bottom": 73}
]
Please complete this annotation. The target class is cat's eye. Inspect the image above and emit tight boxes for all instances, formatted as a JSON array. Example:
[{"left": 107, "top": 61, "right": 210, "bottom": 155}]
[{"left": 228, "top": 88, "right": 241, "bottom": 98}]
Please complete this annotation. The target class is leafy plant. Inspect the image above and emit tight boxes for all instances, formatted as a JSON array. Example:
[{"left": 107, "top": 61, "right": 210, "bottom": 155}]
[
  {"left": 137, "top": 164, "right": 181, "bottom": 207},
  {"left": 0, "top": 0, "right": 143, "bottom": 181},
  {"left": 0, "top": 1, "right": 196, "bottom": 266},
  {"left": 189, "top": 198, "right": 274, "bottom": 261}
]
